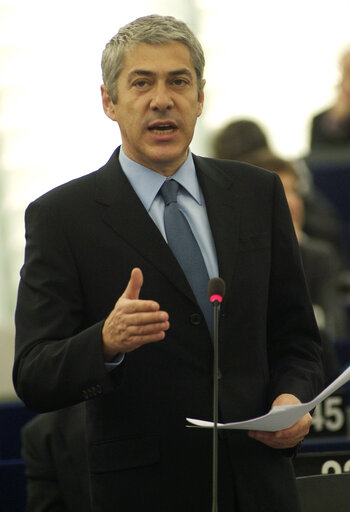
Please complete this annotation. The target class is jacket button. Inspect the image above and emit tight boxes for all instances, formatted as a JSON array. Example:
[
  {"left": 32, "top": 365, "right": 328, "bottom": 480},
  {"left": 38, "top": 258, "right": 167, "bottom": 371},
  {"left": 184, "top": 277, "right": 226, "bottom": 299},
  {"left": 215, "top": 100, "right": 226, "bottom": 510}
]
[{"left": 190, "top": 313, "right": 202, "bottom": 326}]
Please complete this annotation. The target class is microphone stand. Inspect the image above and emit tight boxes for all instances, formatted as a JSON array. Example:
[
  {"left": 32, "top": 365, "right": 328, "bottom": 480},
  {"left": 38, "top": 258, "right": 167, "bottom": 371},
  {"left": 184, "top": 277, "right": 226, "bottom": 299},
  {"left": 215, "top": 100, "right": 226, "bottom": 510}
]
[
  {"left": 208, "top": 277, "right": 225, "bottom": 512},
  {"left": 211, "top": 297, "right": 220, "bottom": 512}
]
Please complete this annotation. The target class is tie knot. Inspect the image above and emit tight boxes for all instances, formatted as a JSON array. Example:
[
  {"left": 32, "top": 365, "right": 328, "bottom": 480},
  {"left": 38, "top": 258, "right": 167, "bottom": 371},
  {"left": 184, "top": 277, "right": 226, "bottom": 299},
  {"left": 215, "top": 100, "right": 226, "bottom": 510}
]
[{"left": 160, "top": 179, "right": 179, "bottom": 206}]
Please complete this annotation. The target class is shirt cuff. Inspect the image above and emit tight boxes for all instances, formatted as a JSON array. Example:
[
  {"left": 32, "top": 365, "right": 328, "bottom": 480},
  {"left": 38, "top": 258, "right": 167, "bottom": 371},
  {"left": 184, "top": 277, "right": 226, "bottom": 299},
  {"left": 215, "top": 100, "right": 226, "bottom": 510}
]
[{"left": 105, "top": 352, "right": 125, "bottom": 371}]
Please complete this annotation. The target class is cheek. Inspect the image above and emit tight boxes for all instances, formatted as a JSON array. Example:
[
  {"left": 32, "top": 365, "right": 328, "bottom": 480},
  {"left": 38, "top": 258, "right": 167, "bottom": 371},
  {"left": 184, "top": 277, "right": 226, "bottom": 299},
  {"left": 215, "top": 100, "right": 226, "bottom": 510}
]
[{"left": 119, "top": 112, "right": 139, "bottom": 135}]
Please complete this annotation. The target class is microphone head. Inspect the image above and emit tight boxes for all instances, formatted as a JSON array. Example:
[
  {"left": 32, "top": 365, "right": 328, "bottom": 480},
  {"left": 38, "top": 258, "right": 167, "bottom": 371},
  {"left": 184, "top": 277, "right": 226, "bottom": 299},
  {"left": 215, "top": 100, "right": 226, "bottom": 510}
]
[{"left": 208, "top": 277, "right": 226, "bottom": 303}]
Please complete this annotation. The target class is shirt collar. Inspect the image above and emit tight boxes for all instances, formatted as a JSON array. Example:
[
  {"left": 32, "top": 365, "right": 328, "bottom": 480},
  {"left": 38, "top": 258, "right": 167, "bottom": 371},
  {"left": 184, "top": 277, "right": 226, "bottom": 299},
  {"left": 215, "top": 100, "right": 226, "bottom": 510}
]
[{"left": 119, "top": 146, "right": 201, "bottom": 212}]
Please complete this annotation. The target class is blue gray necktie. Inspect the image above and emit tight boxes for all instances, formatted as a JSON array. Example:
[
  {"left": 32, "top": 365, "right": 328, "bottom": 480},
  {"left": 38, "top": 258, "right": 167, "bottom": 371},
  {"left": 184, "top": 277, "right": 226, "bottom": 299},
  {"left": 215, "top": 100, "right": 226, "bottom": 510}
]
[{"left": 160, "top": 179, "right": 213, "bottom": 338}]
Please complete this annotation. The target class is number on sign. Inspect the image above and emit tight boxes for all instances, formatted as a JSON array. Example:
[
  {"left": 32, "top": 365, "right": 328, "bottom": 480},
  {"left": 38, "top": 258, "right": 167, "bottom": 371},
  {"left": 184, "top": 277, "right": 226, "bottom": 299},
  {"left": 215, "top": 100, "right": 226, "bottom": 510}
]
[
  {"left": 322, "top": 460, "right": 350, "bottom": 474},
  {"left": 311, "top": 396, "right": 345, "bottom": 432}
]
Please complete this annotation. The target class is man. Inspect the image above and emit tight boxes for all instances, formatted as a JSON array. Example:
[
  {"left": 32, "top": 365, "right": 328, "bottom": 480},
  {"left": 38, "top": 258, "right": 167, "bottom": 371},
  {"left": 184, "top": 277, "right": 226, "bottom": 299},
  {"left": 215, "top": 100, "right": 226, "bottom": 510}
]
[
  {"left": 310, "top": 48, "right": 350, "bottom": 148},
  {"left": 14, "top": 15, "right": 323, "bottom": 511}
]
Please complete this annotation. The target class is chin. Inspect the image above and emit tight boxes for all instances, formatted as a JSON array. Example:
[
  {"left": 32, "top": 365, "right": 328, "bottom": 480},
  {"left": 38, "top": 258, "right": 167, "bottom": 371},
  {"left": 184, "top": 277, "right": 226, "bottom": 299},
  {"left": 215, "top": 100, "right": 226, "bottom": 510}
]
[{"left": 152, "top": 145, "right": 186, "bottom": 161}]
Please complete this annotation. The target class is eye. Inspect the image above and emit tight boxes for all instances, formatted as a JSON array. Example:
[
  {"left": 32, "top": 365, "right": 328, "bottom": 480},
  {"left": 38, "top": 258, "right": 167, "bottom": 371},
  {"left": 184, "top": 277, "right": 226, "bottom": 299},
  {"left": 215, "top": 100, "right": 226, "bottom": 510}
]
[
  {"left": 132, "top": 79, "right": 150, "bottom": 89},
  {"left": 172, "top": 78, "right": 189, "bottom": 87}
]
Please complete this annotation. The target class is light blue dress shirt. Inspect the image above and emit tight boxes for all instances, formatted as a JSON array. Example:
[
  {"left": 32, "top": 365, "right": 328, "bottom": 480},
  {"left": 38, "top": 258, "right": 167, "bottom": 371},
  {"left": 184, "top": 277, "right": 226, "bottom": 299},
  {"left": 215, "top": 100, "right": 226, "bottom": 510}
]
[{"left": 119, "top": 146, "right": 219, "bottom": 279}]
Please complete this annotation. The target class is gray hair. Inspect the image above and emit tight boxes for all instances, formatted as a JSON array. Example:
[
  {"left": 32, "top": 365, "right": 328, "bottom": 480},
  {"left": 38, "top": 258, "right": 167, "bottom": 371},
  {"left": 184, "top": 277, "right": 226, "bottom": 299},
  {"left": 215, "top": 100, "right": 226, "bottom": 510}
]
[{"left": 101, "top": 14, "right": 205, "bottom": 103}]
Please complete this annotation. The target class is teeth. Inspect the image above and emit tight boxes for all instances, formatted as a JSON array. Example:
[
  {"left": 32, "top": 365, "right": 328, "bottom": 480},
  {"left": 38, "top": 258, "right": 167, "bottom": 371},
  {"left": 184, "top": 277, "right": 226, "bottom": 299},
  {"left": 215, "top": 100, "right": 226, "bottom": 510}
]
[
  {"left": 150, "top": 126, "right": 174, "bottom": 135},
  {"left": 152, "top": 128, "right": 174, "bottom": 135}
]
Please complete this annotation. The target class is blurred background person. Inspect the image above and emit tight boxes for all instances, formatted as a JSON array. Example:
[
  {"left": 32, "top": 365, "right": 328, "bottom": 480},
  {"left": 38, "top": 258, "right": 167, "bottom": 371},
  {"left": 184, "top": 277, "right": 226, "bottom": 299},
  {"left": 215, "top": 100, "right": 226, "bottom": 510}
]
[
  {"left": 213, "top": 119, "right": 349, "bottom": 265},
  {"left": 310, "top": 48, "right": 350, "bottom": 149},
  {"left": 21, "top": 405, "right": 89, "bottom": 512},
  {"left": 246, "top": 154, "right": 347, "bottom": 343},
  {"left": 212, "top": 119, "right": 269, "bottom": 162}
]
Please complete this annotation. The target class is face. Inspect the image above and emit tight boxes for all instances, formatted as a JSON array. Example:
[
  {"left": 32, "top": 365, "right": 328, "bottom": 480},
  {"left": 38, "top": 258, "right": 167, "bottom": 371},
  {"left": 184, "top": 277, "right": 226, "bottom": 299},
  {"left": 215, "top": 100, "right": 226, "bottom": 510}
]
[{"left": 101, "top": 42, "right": 205, "bottom": 176}]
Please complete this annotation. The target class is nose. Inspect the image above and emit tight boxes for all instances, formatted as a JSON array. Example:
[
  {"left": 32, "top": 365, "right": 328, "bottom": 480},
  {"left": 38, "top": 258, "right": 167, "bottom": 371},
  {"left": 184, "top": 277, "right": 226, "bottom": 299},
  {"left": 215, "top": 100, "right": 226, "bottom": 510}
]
[{"left": 150, "top": 83, "right": 174, "bottom": 111}]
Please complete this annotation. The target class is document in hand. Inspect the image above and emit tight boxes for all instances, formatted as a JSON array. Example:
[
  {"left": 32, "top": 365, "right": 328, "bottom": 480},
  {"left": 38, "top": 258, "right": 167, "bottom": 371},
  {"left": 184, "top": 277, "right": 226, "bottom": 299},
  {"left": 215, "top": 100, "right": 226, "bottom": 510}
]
[{"left": 187, "top": 366, "right": 350, "bottom": 432}]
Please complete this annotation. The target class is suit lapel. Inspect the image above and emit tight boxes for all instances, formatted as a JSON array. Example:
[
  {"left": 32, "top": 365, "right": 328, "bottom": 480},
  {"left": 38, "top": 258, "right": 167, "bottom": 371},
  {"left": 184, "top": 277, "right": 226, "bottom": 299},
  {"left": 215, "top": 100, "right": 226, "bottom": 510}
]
[
  {"left": 95, "top": 149, "right": 196, "bottom": 304},
  {"left": 194, "top": 155, "right": 241, "bottom": 299},
  {"left": 95, "top": 149, "right": 241, "bottom": 305}
]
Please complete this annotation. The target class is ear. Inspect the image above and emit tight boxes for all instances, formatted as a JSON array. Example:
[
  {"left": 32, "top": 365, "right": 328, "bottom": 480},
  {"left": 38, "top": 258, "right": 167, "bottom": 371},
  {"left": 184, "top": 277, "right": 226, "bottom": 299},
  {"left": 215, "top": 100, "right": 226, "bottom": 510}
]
[
  {"left": 101, "top": 85, "right": 118, "bottom": 121},
  {"left": 197, "top": 79, "right": 205, "bottom": 117}
]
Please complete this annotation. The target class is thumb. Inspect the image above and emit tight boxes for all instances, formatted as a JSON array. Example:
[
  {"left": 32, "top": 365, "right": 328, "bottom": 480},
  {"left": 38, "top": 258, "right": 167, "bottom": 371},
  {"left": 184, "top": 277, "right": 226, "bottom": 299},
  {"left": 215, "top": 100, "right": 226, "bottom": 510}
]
[{"left": 122, "top": 267, "right": 143, "bottom": 300}]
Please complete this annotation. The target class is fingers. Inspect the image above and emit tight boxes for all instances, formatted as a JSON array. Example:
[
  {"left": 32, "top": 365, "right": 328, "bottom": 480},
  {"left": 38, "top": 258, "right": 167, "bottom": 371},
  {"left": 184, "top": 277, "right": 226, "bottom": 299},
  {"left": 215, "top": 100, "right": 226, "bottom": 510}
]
[
  {"left": 248, "top": 429, "right": 303, "bottom": 449},
  {"left": 248, "top": 413, "right": 312, "bottom": 449},
  {"left": 102, "top": 307, "right": 169, "bottom": 361},
  {"left": 115, "top": 316, "right": 170, "bottom": 352},
  {"left": 116, "top": 309, "right": 170, "bottom": 343}
]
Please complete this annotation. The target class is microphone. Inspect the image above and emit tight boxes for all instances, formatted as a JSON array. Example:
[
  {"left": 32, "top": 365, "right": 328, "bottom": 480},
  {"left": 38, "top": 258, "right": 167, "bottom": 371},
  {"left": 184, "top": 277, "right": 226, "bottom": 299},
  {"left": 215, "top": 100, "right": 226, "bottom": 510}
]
[
  {"left": 208, "top": 277, "right": 226, "bottom": 304},
  {"left": 208, "top": 277, "right": 225, "bottom": 512}
]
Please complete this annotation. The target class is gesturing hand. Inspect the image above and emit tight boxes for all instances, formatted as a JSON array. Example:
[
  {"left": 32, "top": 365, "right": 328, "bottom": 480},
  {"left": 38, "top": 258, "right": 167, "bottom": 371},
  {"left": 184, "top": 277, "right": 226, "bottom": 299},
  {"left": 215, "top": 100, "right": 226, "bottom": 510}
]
[{"left": 102, "top": 268, "right": 170, "bottom": 361}]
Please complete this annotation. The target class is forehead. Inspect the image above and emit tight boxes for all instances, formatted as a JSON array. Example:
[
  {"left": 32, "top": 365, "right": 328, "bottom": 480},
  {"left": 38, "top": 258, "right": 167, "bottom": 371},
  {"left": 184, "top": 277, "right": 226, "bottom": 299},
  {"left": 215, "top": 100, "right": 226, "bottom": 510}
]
[{"left": 121, "top": 41, "right": 195, "bottom": 76}]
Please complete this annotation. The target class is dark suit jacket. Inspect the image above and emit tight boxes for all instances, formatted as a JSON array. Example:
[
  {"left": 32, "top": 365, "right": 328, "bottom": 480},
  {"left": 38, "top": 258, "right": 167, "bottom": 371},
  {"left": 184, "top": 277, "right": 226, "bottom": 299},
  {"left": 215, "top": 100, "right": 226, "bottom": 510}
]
[
  {"left": 14, "top": 148, "right": 323, "bottom": 511},
  {"left": 21, "top": 405, "right": 89, "bottom": 512}
]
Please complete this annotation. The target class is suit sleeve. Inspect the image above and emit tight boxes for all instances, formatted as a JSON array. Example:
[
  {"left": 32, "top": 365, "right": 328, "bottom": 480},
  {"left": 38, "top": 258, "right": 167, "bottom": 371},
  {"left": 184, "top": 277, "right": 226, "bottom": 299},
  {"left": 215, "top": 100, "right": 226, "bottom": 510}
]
[{"left": 13, "top": 199, "right": 117, "bottom": 412}]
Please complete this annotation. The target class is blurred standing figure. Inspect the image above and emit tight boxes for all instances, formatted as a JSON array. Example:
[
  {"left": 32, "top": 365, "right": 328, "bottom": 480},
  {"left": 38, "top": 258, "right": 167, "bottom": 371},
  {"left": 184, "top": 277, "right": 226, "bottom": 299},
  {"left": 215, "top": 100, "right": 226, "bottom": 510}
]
[
  {"left": 213, "top": 119, "right": 348, "bottom": 262},
  {"left": 310, "top": 48, "right": 350, "bottom": 148}
]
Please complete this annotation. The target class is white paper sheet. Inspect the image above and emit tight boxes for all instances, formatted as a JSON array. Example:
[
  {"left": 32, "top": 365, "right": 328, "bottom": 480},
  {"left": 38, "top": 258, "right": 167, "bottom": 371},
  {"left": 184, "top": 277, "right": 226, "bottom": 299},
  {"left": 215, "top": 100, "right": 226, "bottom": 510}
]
[{"left": 186, "top": 365, "right": 350, "bottom": 432}]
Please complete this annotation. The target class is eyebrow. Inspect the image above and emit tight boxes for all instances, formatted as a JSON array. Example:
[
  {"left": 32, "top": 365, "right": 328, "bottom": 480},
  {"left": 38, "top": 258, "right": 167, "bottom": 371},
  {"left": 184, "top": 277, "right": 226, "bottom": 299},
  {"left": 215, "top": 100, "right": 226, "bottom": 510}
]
[{"left": 127, "top": 68, "right": 193, "bottom": 81}]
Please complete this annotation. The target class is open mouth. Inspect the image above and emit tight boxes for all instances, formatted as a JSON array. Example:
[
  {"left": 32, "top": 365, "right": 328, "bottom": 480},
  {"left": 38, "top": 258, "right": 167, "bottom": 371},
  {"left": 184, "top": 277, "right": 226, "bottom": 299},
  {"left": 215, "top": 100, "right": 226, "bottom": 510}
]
[{"left": 148, "top": 122, "right": 177, "bottom": 135}]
